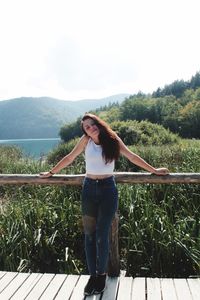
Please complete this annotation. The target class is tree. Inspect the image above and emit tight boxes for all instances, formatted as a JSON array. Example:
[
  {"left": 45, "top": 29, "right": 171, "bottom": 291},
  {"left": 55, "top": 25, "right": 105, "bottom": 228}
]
[
  {"left": 59, "top": 117, "right": 82, "bottom": 142},
  {"left": 190, "top": 71, "right": 200, "bottom": 90},
  {"left": 179, "top": 101, "right": 200, "bottom": 138}
]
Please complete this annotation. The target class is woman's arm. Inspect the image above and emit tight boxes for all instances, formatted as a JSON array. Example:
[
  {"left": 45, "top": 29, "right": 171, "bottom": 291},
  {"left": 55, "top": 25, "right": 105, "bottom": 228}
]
[
  {"left": 118, "top": 137, "right": 169, "bottom": 175},
  {"left": 40, "top": 135, "right": 89, "bottom": 178}
]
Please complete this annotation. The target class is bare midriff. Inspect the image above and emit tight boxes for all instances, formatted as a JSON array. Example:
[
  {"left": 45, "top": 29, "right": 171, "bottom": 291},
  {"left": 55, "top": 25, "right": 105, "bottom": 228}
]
[{"left": 86, "top": 174, "right": 113, "bottom": 180}]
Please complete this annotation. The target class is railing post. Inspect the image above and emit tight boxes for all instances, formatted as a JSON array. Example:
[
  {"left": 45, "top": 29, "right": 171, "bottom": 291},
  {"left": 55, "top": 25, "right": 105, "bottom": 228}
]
[{"left": 108, "top": 212, "right": 120, "bottom": 277}]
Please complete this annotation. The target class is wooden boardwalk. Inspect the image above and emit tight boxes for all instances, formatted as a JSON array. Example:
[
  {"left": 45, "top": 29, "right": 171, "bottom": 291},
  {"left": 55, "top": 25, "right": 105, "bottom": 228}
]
[{"left": 0, "top": 272, "right": 200, "bottom": 299}]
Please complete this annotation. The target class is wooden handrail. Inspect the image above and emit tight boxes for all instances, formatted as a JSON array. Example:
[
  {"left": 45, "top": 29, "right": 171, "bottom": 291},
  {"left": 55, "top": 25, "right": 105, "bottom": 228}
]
[{"left": 0, "top": 172, "right": 200, "bottom": 185}]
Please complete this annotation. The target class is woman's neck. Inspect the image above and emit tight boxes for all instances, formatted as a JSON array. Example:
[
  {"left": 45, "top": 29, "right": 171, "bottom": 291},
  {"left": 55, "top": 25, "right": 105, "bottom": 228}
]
[{"left": 91, "top": 137, "right": 100, "bottom": 145}]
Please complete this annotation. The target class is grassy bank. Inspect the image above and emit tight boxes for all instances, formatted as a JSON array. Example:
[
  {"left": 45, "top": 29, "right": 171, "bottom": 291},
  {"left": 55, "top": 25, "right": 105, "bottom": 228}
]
[{"left": 0, "top": 141, "right": 200, "bottom": 277}]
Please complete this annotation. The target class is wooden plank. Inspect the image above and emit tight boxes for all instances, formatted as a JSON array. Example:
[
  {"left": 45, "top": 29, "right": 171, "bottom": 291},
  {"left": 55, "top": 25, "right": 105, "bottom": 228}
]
[
  {"left": 160, "top": 278, "right": 177, "bottom": 300},
  {"left": 174, "top": 278, "right": 193, "bottom": 300},
  {"left": 101, "top": 277, "right": 119, "bottom": 300},
  {"left": 187, "top": 278, "right": 200, "bottom": 300},
  {"left": 131, "top": 277, "right": 146, "bottom": 300},
  {"left": 54, "top": 274, "right": 79, "bottom": 300},
  {"left": 39, "top": 274, "right": 67, "bottom": 300},
  {"left": 10, "top": 273, "right": 43, "bottom": 300},
  {"left": 0, "top": 174, "right": 84, "bottom": 186},
  {"left": 0, "top": 271, "right": 6, "bottom": 280},
  {"left": 86, "top": 291, "right": 101, "bottom": 300},
  {"left": 117, "top": 276, "right": 133, "bottom": 300},
  {"left": 0, "top": 272, "right": 18, "bottom": 293},
  {"left": 70, "top": 275, "right": 89, "bottom": 300},
  {"left": 147, "top": 278, "right": 162, "bottom": 300},
  {"left": 25, "top": 273, "right": 55, "bottom": 300},
  {"left": 1, "top": 173, "right": 200, "bottom": 186},
  {"left": 0, "top": 272, "right": 30, "bottom": 299},
  {"left": 115, "top": 173, "right": 200, "bottom": 184}
]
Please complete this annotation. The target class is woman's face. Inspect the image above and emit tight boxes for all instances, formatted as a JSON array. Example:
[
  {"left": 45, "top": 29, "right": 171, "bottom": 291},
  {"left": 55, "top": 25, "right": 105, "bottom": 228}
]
[{"left": 82, "top": 118, "right": 100, "bottom": 139}]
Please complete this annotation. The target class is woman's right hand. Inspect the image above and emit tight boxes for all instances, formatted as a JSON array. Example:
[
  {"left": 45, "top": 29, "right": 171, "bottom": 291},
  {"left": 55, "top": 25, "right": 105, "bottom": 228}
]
[
  {"left": 153, "top": 168, "right": 169, "bottom": 176},
  {"left": 39, "top": 172, "right": 54, "bottom": 178}
]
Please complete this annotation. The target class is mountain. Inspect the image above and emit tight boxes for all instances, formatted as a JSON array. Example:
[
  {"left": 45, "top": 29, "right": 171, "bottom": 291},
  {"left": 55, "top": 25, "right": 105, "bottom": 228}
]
[{"left": 0, "top": 94, "right": 129, "bottom": 139}]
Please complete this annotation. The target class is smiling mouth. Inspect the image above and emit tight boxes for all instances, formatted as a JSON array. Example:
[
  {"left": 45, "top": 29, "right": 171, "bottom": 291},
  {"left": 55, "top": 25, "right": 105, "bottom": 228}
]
[{"left": 91, "top": 129, "right": 98, "bottom": 134}]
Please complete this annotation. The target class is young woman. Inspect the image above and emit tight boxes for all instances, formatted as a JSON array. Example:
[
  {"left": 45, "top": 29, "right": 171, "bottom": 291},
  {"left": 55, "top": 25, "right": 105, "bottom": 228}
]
[{"left": 40, "top": 113, "right": 169, "bottom": 295}]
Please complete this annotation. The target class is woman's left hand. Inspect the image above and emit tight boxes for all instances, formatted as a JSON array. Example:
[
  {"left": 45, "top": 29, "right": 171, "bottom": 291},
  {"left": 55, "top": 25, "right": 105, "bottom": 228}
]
[
  {"left": 39, "top": 172, "right": 53, "bottom": 178},
  {"left": 153, "top": 168, "right": 169, "bottom": 176}
]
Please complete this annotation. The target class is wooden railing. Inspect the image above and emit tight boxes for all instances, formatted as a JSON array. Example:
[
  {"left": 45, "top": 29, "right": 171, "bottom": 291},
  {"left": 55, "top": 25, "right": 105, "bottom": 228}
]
[
  {"left": 0, "top": 172, "right": 200, "bottom": 276},
  {"left": 0, "top": 172, "right": 200, "bottom": 185}
]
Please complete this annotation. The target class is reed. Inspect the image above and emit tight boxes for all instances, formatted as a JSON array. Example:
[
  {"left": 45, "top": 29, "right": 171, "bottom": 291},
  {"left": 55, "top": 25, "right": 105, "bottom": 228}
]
[{"left": 0, "top": 141, "right": 200, "bottom": 277}]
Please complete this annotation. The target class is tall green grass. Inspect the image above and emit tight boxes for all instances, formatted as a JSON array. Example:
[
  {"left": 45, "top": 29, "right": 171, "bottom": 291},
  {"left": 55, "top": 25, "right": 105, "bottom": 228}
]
[
  {"left": 119, "top": 183, "right": 200, "bottom": 277},
  {"left": 0, "top": 142, "right": 200, "bottom": 277}
]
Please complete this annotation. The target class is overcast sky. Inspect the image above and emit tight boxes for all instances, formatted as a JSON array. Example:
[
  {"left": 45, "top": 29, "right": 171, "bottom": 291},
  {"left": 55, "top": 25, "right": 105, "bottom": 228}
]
[{"left": 0, "top": 0, "right": 200, "bottom": 101}]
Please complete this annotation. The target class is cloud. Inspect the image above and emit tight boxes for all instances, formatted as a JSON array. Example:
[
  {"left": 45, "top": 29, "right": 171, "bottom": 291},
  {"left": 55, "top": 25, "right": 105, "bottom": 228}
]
[
  {"left": 0, "top": 0, "right": 200, "bottom": 100},
  {"left": 43, "top": 35, "right": 139, "bottom": 92}
]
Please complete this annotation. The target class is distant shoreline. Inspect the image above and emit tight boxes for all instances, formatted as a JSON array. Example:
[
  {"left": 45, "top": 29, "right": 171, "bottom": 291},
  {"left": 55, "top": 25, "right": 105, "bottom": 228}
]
[
  {"left": 0, "top": 138, "right": 61, "bottom": 159},
  {"left": 0, "top": 138, "right": 60, "bottom": 142}
]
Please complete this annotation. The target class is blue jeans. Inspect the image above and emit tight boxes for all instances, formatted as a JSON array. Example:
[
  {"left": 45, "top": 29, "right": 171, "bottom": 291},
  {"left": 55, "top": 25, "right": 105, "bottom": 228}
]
[{"left": 81, "top": 176, "right": 118, "bottom": 275}]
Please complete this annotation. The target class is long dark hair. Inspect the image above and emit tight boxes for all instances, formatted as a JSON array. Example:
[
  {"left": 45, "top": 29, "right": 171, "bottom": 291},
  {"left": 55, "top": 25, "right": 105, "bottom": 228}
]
[{"left": 81, "top": 113, "right": 120, "bottom": 163}]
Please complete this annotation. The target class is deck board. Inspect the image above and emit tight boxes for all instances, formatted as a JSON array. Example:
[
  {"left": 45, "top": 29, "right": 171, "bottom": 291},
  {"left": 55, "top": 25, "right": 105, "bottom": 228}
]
[
  {"left": 0, "top": 271, "right": 199, "bottom": 299},
  {"left": 187, "top": 278, "right": 200, "bottom": 300},
  {"left": 147, "top": 277, "right": 162, "bottom": 300},
  {"left": 0, "top": 272, "right": 30, "bottom": 299},
  {"left": 25, "top": 273, "right": 55, "bottom": 300},
  {"left": 10, "top": 273, "right": 43, "bottom": 300},
  {"left": 174, "top": 278, "right": 194, "bottom": 300},
  {"left": 101, "top": 277, "right": 119, "bottom": 299},
  {"left": 54, "top": 274, "right": 79, "bottom": 300},
  {"left": 0, "top": 272, "right": 18, "bottom": 294},
  {"left": 117, "top": 276, "right": 133, "bottom": 299},
  {"left": 70, "top": 275, "right": 89, "bottom": 300},
  {"left": 160, "top": 278, "right": 177, "bottom": 300},
  {"left": 40, "top": 274, "right": 67, "bottom": 300},
  {"left": 131, "top": 277, "right": 146, "bottom": 300}
]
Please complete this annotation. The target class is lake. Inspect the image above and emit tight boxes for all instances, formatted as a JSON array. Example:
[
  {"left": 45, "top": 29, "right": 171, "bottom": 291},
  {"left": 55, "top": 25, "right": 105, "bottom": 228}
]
[{"left": 0, "top": 138, "right": 61, "bottom": 159}]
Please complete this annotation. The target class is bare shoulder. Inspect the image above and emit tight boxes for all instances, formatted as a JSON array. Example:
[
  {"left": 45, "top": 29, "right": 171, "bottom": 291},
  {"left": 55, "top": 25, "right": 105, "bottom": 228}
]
[
  {"left": 116, "top": 135, "right": 126, "bottom": 148},
  {"left": 78, "top": 135, "right": 89, "bottom": 148},
  {"left": 69, "top": 135, "right": 89, "bottom": 157},
  {"left": 116, "top": 135, "right": 131, "bottom": 155},
  {"left": 80, "top": 134, "right": 89, "bottom": 143}
]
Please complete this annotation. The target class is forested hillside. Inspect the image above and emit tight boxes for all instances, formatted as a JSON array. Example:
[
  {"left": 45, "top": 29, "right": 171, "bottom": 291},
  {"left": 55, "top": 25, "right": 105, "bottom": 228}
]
[
  {"left": 60, "top": 71, "right": 200, "bottom": 140},
  {"left": 0, "top": 94, "right": 128, "bottom": 139},
  {"left": 1, "top": 71, "right": 199, "bottom": 140}
]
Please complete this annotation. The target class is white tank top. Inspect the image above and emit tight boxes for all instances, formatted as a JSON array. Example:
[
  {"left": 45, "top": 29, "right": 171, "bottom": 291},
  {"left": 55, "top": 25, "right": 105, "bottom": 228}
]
[{"left": 85, "top": 138, "right": 115, "bottom": 175}]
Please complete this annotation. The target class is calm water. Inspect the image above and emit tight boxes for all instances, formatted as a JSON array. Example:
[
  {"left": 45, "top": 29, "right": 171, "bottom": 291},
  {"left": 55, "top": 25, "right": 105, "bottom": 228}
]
[{"left": 0, "top": 138, "right": 61, "bottom": 159}]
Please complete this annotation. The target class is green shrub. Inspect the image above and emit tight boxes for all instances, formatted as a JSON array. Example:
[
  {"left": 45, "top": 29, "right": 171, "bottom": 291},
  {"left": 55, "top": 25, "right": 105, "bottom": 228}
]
[{"left": 111, "top": 120, "right": 179, "bottom": 146}]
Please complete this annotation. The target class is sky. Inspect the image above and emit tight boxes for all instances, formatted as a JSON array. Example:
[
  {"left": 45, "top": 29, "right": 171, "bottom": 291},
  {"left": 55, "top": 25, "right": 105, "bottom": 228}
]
[{"left": 0, "top": 0, "right": 200, "bottom": 101}]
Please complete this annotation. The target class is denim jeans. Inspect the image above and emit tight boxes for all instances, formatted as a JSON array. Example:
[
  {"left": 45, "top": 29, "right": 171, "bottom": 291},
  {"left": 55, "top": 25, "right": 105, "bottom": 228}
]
[{"left": 81, "top": 176, "right": 118, "bottom": 275}]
